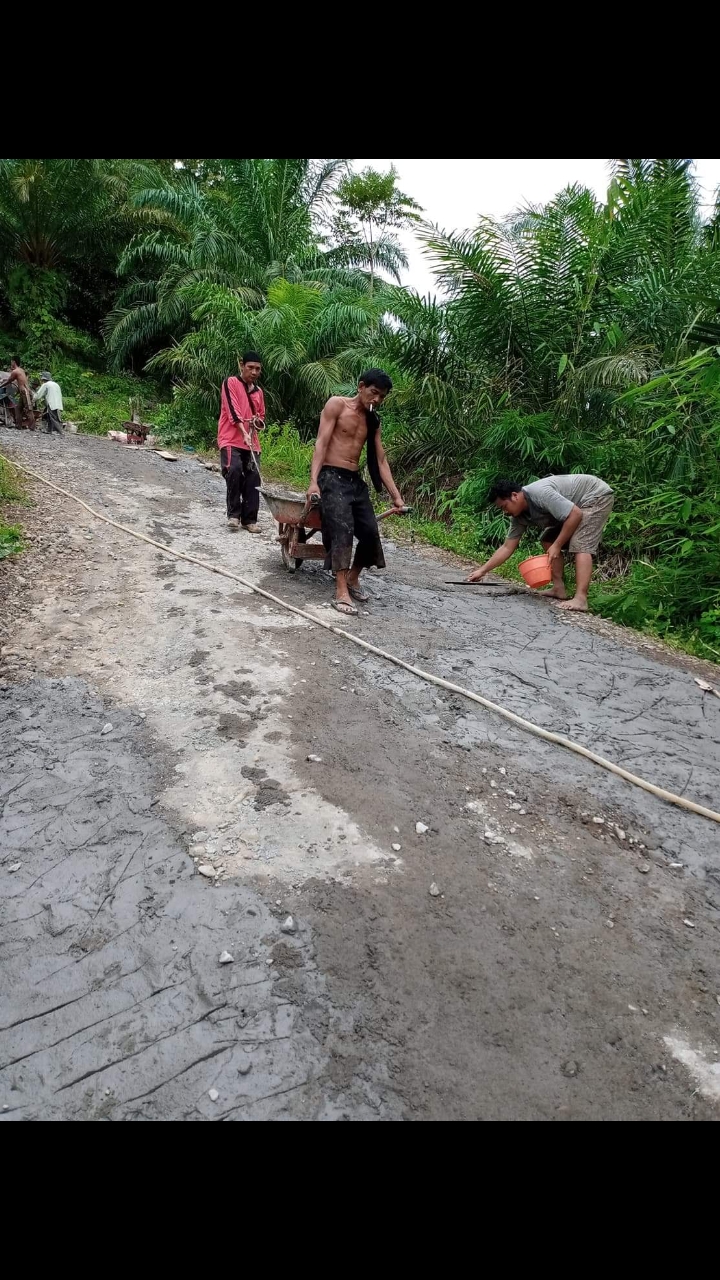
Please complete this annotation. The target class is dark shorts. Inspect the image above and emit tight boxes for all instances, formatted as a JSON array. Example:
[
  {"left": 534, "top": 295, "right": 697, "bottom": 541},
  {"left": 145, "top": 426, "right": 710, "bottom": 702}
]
[{"left": 318, "top": 466, "right": 386, "bottom": 573}]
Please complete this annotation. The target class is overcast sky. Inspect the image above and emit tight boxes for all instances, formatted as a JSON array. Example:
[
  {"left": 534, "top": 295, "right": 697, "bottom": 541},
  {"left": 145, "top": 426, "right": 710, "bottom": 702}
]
[{"left": 354, "top": 158, "right": 720, "bottom": 298}]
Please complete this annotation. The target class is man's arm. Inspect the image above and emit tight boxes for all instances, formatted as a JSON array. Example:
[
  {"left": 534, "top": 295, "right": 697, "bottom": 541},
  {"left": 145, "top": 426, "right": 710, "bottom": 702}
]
[
  {"left": 34, "top": 382, "right": 48, "bottom": 405},
  {"left": 467, "top": 537, "right": 521, "bottom": 582},
  {"left": 375, "top": 429, "right": 404, "bottom": 508},
  {"left": 307, "top": 398, "right": 342, "bottom": 497},
  {"left": 546, "top": 505, "right": 583, "bottom": 557}
]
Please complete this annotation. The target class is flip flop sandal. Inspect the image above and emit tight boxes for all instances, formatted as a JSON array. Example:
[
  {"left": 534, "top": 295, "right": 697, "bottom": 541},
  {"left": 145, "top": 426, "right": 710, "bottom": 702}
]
[
  {"left": 347, "top": 586, "right": 369, "bottom": 603},
  {"left": 331, "top": 599, "right": 358, "bottom": 617}
]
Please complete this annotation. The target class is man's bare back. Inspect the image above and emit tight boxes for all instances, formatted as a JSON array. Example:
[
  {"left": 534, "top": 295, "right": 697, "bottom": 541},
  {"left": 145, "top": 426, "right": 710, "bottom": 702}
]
[
  {"left": 8, "top": 361, "right": 29, "bottom": 391},
  {"left": 7, "top": 359, "right": 34, "bottom": 428}
]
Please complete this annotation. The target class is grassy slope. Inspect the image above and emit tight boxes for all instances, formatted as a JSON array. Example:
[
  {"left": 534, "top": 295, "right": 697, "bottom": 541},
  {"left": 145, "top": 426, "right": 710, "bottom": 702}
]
[{"left": 52, "top": 356, "right": 164, "bottom": 436}]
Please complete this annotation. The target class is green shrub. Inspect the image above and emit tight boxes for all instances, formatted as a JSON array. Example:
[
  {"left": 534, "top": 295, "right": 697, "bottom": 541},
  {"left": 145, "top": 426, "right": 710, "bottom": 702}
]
[
  {"left": 0, "top": 523, "right": 23, "bottom": 559},
  {"left": 0, "top": 457, "right": 26, "bottom": 560},
  {"left": 153, "top": 396, "right": 215, "bottom": 450},
  {"left": 0, "top": 456, "right": 23, "bottom": 503},
  {"left": 259, "top": 423, "right": 314, "bottom": 488},
  {"left": 51, "top": 357, "right": 163, "bottom": 436}
]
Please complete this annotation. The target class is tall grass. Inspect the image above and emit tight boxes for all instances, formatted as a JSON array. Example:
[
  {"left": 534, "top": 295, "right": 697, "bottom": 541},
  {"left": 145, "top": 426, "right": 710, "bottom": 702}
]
[
  {"left": 259, "top": 422, "right": 314, "bottom": 488},
  {"left": 0, "top": 455, "right": 23, "bottom": 502}
]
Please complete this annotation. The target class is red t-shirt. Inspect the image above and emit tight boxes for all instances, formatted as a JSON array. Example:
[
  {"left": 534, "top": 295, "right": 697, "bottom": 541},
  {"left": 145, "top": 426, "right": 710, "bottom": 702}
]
[{"left": 217, "top": 376, "right": 266, "bottom": 453}]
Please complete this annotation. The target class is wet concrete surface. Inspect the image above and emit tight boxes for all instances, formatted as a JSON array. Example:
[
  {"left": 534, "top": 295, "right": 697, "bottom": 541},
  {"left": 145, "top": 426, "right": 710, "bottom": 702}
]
[
  {"left": 269, "top": 542, "right": 720, "bottom": 879},
  {"left": 1, "top": 431, "right": 719, "bottom": 1120},
  {"left": 0, "top": 678, "right": 397, "bottom": 1120}
]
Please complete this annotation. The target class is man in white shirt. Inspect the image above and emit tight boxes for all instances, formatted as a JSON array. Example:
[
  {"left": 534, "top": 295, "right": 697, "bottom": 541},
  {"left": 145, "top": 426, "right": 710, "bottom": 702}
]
[{"left": 34, "top": 372, "right": 64, "bottom": 434}]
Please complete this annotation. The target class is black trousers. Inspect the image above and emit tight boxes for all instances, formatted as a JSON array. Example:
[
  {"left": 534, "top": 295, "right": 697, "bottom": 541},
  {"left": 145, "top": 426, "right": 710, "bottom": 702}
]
[
  {"left": 318, "top": 465, "right": 385, "bottom": 572},
  {"left": 220, "top": 446, "right": 260, "bottom": 524},
  {"left": 44, "top": 408, "right": 63, "bottom": 434}
]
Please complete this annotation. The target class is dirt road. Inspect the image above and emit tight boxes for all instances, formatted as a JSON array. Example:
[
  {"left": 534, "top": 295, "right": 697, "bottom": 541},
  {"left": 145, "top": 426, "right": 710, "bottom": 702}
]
[{"left": 1, "top": 430, "right": 719, "bottom": 1120}]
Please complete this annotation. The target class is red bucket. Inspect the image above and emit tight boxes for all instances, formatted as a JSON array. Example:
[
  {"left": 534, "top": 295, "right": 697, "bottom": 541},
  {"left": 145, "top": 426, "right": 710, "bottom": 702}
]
[{"left": 519, "top": 554, "right": 552, "bottom": 588}]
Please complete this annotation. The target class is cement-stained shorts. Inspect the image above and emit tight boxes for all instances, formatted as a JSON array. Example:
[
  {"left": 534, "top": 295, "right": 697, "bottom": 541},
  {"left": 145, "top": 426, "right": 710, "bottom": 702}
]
[
  {"left": 318, "top": 465, "right": 385, "bottom": 573},
  {"left": 541, "top": 493, "right": 614, "bottom": 554}
]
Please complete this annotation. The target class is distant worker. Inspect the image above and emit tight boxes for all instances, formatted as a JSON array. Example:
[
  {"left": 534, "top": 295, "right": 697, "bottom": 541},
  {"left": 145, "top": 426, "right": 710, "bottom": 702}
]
[
  {"left": 6, "top": 358, "right": 36, "bottom": 429},
  {"left": 467, "top": 474, "right": 615, "bottom": 612},
  {"left": 218, "top": 351, "right": 266, "bottom": 533},
  {"left": 0, "top": 369, "right": 20, "bottom": 427},
  {"left": 34, "top": 372, "right": 64, "bottom": 434}
]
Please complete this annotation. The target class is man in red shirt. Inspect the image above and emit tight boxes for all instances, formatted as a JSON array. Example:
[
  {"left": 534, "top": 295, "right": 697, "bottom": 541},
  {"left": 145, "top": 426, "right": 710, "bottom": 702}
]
[{"left": 217, "top": 351, "right": 266, "bottom": 532}]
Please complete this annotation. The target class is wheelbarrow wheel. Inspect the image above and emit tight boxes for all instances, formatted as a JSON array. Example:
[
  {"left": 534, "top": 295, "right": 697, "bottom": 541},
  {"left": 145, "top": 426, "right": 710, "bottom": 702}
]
[
  {"left": 281, "top": 525, "right": 306, "bottom": 572},
  {"left": 281, "top": 541, "right": 298, "bottom": 573}
]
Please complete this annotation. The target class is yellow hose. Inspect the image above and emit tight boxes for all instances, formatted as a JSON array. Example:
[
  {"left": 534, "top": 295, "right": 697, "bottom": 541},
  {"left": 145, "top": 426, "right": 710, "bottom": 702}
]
[{"left": 4, "top": 453, "right": 720, "bottom": 826}]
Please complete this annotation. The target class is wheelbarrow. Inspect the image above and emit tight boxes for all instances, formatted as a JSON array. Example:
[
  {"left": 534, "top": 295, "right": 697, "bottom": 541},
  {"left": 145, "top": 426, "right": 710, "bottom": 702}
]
[{"left": 261, "top": 485, "right": 411, "bottom": 573}]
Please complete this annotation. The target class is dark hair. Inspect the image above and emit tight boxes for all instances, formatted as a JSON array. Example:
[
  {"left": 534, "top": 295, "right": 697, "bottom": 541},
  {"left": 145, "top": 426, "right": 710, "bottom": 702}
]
[
  {"left": 488, "top": 478, "right": 524, "bottom": 502},
  {"left": 359, "top": 368, "right": 393, "bottom": 394},
  {"left": 241, "top": 351, "right": 262, "bottom": 365},
  {"left": 10, "top": 356, "right": 20, "bottom": 364}
]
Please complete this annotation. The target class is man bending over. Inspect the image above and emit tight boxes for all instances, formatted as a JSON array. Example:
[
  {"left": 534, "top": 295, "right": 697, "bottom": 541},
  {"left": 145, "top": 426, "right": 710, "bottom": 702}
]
[
  {"left": 34, "top": 372, "right": 64, "bottom": 434},
  {"left": 467, "top": 474, "right": 614, "bottom": 611},
  {"left": 307, "top": 370, "right": 405, "bottom": 616}
]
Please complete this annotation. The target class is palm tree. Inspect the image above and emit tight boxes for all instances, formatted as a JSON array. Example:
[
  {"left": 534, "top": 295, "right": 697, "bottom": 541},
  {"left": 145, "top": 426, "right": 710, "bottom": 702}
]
[
  {"left": 104, "top": 159, "right": 350, "bottom": 368},
  {"left": 150, "top": 276, "right": 381, "bottom": 432},
  {"left": 332, "top": 167, "right": 420, "bottom": 294},
  {"left": 0, "top": 158, "right": 149, "bottom": 341},
  {"left": 421, "top": 160, "right": 720, "bottom": 415},
  {"left": 360, "top": 161, "right": 720, "bottom": 515}
]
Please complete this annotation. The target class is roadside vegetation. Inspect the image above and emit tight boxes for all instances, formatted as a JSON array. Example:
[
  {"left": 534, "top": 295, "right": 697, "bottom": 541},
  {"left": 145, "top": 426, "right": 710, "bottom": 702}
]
[
  {"left": 1, "top": 158, "right": 719, "bottom": 659},
  {"left": 0, "top": 455, "right": 24, "bottom": 558}
]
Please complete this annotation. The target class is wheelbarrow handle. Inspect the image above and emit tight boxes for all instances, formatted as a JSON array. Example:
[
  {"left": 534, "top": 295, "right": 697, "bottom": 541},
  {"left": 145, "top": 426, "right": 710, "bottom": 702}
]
[
  {"left": 377, "top": 505, "right": 412, "bottom": 520},
  {"left": 299, "top": 493, "right": 322, "bottom": 522},
  {"left": 297, "top": 497, "right": 410, "bottom": 522}
]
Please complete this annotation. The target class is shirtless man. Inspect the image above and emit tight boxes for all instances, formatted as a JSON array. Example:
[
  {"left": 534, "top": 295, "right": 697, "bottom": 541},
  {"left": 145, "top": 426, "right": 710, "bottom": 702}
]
[
  {"left": 308, "top": 369, "right": 405, "bottom": 616},
  {"left": 6, "top": 358, "right": 36, "bottom": 429}
]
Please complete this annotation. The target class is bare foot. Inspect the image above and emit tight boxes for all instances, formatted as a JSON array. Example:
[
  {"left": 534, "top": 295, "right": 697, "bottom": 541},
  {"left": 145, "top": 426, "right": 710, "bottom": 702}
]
[
  {"left": 541, "top": 587, "right": 567, "bottom": 600},
  {"left": 556, "top": 597, "right": 588, "bottom": 612}
]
